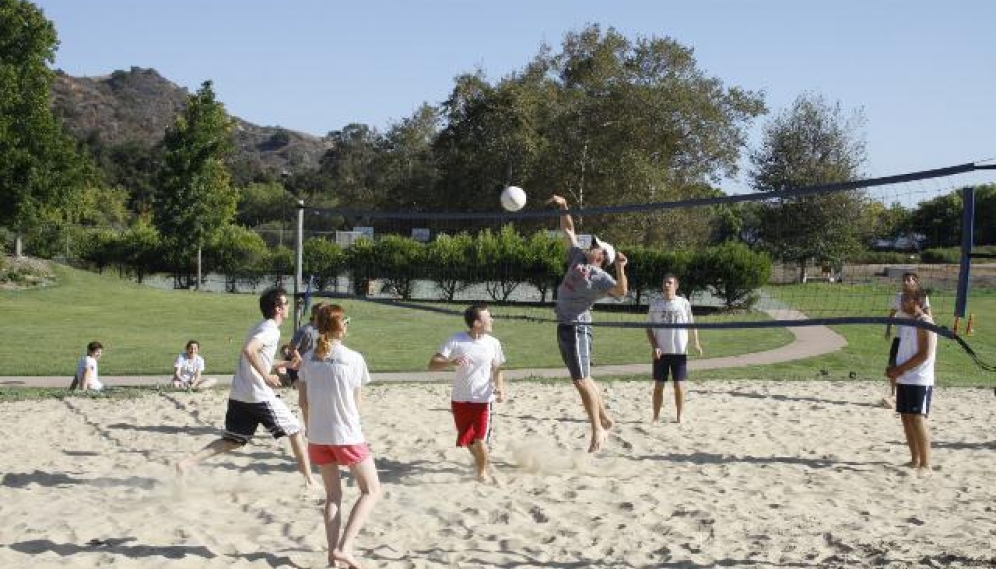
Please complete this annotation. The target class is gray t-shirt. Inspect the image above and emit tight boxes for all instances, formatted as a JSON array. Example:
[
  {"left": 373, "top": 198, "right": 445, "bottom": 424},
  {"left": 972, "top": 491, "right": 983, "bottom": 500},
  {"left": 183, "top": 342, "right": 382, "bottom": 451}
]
[
  {"left": 291, "top": 322, "right": 319, "bottom": 355},
  {"left": 555, "top": 246, "right": 617, "bottom": 323}
]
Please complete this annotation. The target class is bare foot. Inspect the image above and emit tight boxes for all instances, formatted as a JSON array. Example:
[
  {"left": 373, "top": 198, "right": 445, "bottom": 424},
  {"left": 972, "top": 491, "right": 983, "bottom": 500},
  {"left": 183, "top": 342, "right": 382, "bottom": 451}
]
[
  {"left": 917, "top": 466, "right": 933, "bottom": 478},
  {"left": 588, "top": 428, "right": 608, "bottom": 453},
  {"left": 332, "top": 549, "right": 364, "bottom": 569},
  {"left": 600, "top": 416, "right": 614, "bottom": 431}
]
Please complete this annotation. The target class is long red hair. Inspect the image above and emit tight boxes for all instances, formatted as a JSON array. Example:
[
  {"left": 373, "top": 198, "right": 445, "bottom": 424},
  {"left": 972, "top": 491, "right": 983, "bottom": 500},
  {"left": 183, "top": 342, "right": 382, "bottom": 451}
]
[{"left": 315, "top": 304, "right": 347, "bottom": 359}]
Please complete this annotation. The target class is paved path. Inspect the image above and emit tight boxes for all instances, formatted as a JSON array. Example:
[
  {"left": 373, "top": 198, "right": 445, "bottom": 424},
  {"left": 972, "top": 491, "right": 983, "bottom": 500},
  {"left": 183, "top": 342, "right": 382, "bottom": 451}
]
[{"left": 0, "top": 309, "right": 846, "bottom": 388}]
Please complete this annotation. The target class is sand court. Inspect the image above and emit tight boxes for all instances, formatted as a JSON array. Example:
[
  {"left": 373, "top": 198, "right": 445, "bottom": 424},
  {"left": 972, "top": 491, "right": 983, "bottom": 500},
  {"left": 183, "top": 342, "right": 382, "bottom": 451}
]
[{"left": 2, "top": 380, "right": 994, "bottom": 568}]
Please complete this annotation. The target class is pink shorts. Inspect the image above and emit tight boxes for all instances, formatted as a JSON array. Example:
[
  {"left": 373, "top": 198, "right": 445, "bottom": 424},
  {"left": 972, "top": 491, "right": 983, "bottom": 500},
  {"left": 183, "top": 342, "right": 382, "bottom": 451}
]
[{"left": 308, "top": 442, "right": 371, "bottom": 467}]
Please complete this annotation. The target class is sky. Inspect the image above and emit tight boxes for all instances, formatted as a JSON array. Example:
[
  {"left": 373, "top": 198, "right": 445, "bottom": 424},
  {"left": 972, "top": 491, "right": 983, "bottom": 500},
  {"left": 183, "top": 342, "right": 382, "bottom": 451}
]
[{"left": 31, "top": 0, "right": 996, "bottom": 195}]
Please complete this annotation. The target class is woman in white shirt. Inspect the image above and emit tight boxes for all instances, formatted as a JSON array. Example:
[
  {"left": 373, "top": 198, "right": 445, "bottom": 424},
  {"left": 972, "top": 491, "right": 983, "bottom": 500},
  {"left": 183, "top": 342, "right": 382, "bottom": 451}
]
[
  {"left": 171, "top": 340, "right": 216, "bottom": 391},
  {"left": 298, "top": 305, "right": 380, "bottom": 569}
]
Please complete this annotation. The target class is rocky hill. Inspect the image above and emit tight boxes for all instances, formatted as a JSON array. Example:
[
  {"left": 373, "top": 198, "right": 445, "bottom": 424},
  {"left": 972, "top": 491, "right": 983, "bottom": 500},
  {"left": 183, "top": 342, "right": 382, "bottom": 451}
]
[{"left": 50, "top": 67, "right": 329, "bottom": 176}]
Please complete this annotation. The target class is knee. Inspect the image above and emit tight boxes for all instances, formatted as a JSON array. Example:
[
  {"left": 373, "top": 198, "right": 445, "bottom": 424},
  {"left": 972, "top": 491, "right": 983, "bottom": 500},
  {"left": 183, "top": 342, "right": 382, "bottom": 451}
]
[{"left": 363, "top": 481, "right": 382, "bottom": 499}]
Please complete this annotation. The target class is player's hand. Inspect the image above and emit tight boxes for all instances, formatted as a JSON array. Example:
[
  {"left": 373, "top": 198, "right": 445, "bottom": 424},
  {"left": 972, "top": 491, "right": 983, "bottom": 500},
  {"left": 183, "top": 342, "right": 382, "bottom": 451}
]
[
  {"left": 652, "top": 348, "right": 662, "bottom": 360},
  {"left": 495, "top": 386, "right": 505, "bottom": 403},
  {"left": 451, "top": 355, "right": 468, "bottom": 367},
  {"left": 694, "top": 344, "right": 703, "bottom": 357},
  {"left": 615, "top": 252, "right": 628, "bottom": 267},
  {"left": 265, "top": 373, "right": 282, "bottom": 387}
]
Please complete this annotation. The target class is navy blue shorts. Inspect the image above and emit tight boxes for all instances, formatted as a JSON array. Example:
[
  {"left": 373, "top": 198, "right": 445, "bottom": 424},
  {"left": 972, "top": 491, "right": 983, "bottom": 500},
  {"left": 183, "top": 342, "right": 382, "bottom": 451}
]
[
  {"left": 896, "top": 384, "right": 932, "bottom": 416},
  {"left": 557, "top": 324, "right": 592, "bottom": 380},
  {"left": 653, "top": 354, "right": 688, "bottom": 382}
]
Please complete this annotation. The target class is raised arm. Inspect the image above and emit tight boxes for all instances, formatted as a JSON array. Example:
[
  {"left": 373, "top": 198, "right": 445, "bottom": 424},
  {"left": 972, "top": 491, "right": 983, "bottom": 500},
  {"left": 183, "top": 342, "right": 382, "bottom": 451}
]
[
  {"left": 606, "top": 252, "right": 628, "bottom": 299},
  {"left": 547, "top": 194, "right": 578, "bottom": 248}
]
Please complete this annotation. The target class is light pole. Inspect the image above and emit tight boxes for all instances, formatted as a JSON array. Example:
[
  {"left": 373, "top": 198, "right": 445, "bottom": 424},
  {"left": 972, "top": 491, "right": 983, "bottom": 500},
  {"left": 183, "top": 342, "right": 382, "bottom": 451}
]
[
  {"left": 281, "top": 170, "right": 305, "bottom": 330},
  {"left": 294, "top": 197, "right": 304, "bottom": 330}
]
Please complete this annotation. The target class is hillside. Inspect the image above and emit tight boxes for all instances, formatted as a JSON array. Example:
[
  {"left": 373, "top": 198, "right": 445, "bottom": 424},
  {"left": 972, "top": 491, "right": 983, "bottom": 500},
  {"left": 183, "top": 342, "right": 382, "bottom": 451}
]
[{"left": 50, "top": 67, "right": 329, "bottom": 176}]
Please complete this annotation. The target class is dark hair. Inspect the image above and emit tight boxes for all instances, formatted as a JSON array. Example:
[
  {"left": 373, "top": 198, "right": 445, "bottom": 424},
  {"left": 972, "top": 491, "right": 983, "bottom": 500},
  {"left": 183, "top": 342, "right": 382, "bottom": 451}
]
[
  {"left": 663, "top": 273, "right": 679, "bottom": 285},
  {"left": 901, "top": 286, "right": 927, "bottom": 307},
  {"left": 185, "top": 339, "right": 199, "bottom": 350},
  {"left": 309, "top": 301, "right": 328, "bottom": 320},
  {"left": 87, "top": 341, "right": 103, "bottom": 354},
  {"left": 259, "top": 287, "right": 288, "bottom": 319},
  {"left": 463, "top": 303, "right": 490, "bottom": 329}
]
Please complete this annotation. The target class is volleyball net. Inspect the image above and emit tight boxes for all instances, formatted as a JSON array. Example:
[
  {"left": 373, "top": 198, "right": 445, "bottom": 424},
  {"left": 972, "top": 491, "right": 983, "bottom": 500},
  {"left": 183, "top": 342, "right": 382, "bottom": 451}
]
[{"left": 296, "top": 161, "right": 996, "bottom": 376}]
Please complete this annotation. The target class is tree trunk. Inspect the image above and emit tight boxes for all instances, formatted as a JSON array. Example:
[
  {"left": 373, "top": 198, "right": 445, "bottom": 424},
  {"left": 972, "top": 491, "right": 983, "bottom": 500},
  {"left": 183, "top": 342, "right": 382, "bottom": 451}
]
[
  {"left": 15, "top": 234, "right": 23, "bottom": 257},
  {"left": 196, "top": 246, "right": 202, "bottom": 291}
]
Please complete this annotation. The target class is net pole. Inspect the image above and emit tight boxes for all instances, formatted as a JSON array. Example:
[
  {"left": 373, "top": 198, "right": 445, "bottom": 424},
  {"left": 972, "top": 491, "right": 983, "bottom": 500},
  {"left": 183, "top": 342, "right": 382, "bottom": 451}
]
[{"left": 954, "top": 186, "right": 975, "bottom": 319}]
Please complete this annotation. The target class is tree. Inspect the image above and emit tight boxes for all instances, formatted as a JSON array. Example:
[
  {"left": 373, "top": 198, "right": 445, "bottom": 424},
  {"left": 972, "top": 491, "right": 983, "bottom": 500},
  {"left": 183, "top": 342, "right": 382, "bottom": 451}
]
[
  {"left": 154, "top": 81, "right": 238, "bottom": 288},
  {"left": 749, "top": 93, "right": 869, "bottom": 281},
  {"left": 317, "top": 123, "right": 383, "bottom": 207},
  {"left": 0, "top": 0, "right": 92, "bottom": 256},
  {"left": 430, "top": 24, "right": 765, "bottom": 246}
]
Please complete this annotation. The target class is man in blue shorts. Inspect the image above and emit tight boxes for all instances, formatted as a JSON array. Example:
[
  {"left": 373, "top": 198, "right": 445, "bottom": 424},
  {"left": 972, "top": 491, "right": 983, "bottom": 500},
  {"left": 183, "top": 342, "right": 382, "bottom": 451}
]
[
  {"left": 176, "top": 287, "right": 317, "bottom": 488},
  {"left": 646, "top": 274, "right": 702, "bottom": 423},
  {"left": 548, "top": 194, "right": 628, "bottom": 453}
]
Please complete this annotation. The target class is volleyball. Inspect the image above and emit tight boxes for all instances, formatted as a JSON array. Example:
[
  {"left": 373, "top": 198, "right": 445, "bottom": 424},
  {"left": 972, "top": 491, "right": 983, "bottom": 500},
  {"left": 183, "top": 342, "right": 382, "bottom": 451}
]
[{"left": 500, "top": 185, "right": 527, "bottom": 212}]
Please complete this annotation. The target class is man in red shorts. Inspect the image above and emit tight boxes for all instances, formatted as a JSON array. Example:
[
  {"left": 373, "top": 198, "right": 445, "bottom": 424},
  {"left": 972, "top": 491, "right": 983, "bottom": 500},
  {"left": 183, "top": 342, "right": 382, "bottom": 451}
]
[{"left": 428, "top": 303, "right": 506, "bottom": 482}]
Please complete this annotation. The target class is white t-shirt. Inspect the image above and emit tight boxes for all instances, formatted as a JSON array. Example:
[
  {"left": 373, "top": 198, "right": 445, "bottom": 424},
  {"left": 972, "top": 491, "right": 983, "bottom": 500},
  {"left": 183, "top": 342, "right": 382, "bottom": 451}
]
[
  {"left": 76, "top": 355, "right": 103, "bottom": 391},
  {"left": 896, "top": 314, "right": 937, "bottom": 387},
  {"left": 647, "top": 296, "right": 695, "bottom": 355},
  {"left": 173, "top": 353, "right": 205, "bottom": 384},
  {"left": 229, "top": 319, "right": 280, "bottom": 403},
  {"left": 437, "top": 332, "right": 506, "bottom": 403},
  {"left": 299, "top": 344, "right": 371, "bottom": 445}
]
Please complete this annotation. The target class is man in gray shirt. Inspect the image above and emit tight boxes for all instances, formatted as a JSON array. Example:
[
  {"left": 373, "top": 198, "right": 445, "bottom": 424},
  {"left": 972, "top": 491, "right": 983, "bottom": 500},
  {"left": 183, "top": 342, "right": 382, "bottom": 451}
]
[{"left": 548, "top": 194, "right": 629, "bottom": 452}]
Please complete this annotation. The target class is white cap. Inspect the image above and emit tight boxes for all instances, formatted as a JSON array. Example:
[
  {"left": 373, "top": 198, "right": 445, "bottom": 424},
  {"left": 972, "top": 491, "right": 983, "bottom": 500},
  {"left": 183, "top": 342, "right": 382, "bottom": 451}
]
[{"left": 591, "top": 236, "right": 616, "bottom": 267}]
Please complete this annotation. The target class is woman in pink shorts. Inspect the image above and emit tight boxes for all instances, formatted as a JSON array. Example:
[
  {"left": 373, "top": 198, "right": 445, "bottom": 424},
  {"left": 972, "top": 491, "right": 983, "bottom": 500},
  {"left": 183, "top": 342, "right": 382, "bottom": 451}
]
[{"left": 298, "top": 304, "right": 380, "bottom": 569}]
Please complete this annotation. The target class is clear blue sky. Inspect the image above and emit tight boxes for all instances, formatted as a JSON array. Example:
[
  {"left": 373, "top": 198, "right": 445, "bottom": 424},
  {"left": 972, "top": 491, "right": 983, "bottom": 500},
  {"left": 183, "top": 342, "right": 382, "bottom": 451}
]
[{"left": 33, "top": 0, "right": 996, "bottom": 194}]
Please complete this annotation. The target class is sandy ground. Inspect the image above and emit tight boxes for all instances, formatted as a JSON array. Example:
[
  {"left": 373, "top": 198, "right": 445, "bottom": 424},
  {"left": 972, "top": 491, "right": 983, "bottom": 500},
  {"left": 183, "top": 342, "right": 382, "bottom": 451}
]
[{"left": 2, "top": 380, "right": 995, "bottom": 569}]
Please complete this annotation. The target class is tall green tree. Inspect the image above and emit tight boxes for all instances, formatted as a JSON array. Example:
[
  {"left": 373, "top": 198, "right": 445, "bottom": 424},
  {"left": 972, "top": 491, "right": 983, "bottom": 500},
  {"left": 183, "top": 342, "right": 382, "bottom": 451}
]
[
  {"left": 154, "top": 80, "right": 237, "bottom": 288},
  {"left": 430, "top": 24, "right": 765, "bottom": 246},
  {"left": 0, "top": 0, "right": 91, "bottom": 256},
  {"left": 749, "top": 93, "right": 869, "bottom": 281}
]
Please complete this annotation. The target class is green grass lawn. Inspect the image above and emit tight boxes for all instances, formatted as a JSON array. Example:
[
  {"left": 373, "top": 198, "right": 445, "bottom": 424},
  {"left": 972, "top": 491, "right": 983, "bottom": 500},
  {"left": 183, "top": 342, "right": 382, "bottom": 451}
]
[
  {"left": 2, "top": 264, "right": 991, "bottom": 390},
  {"left": 0, "top": 263, "right": 791, "bottom": 376},
  {"left": 690, "top": 284, "right": 996, "bottom": 388}
]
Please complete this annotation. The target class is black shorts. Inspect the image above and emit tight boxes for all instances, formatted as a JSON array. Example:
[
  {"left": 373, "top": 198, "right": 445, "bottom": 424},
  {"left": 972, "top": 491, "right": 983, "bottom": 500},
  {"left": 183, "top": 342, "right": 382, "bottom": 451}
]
[
  {"left": 653, "top": 354, "right": 688, "bottom": 382},
  {"left": 223, "top": 398, "right": 301, "bottom": 444},
  {"left": 557, "top": 324, "right": 592, "bottom": 380},
  {"left": 896, "top": 384, "right": 932, "bottom": 417}
]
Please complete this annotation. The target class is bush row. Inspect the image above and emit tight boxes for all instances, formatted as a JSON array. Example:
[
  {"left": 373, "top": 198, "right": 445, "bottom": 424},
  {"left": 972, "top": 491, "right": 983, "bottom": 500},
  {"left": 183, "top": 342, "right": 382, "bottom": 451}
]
[{"left": 52, "top": 224, "right": 772, "bottom": 306}]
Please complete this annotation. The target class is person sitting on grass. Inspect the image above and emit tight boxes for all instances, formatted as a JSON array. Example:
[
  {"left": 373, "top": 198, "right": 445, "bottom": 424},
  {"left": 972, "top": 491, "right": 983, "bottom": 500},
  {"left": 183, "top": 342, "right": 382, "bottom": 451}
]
[
  {"left": 71, "top": 341, "right": 104, "bottom": 392},
  {"left": 171, "top": 340, "right": 216, "bottom": 391}
]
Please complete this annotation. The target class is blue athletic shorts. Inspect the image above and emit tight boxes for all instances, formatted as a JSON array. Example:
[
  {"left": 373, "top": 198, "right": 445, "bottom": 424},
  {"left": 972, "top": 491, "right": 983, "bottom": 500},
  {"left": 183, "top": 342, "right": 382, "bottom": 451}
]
[
  {"left": 653, "top": 353, "right": 688, "bottom": 382},
  {"left": 896, "top": 384, "right": 932, "bottom": 416},
  {"left": 557, "top": 324, "right": 592, "bottom": 380}
]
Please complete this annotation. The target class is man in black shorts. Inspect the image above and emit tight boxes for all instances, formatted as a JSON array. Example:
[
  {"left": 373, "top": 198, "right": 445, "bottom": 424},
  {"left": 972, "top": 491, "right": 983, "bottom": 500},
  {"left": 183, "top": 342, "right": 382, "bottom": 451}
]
[{"left": 176, "top": 287, "right": 317, "bottom": 488}]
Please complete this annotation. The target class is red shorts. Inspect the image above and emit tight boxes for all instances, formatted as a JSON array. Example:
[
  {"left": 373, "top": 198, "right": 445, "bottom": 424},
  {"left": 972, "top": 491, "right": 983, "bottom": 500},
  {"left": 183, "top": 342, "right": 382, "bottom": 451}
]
[
  {"left": 451, "top": 400, "right": 492, "bottom": 447},
  {"left": 308, "top": 442, "right": 371, "bottom": 467}
]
